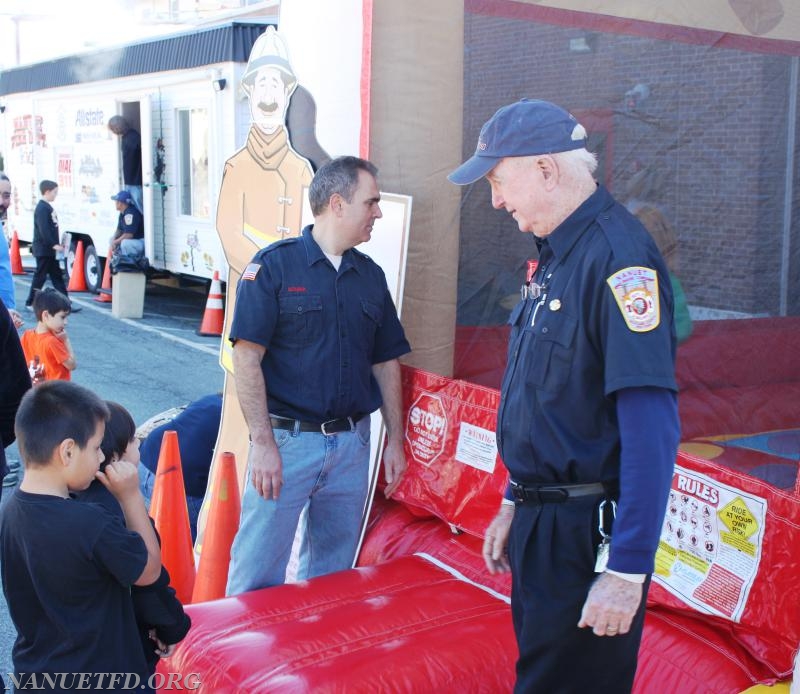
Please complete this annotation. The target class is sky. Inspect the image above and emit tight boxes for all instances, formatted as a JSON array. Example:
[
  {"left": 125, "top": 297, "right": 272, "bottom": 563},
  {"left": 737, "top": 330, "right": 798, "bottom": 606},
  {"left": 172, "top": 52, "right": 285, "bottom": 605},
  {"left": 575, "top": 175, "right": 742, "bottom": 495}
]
[{"left": 0, "top": 0, "right": 248, "bottom": 68}]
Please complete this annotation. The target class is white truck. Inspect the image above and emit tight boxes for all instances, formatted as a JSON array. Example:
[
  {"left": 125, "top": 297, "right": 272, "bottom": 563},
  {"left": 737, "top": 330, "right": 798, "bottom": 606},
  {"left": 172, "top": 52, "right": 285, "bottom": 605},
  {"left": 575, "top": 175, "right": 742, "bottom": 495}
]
[{"left": 0, "top": 19, "right": 276, "bottom": 292}]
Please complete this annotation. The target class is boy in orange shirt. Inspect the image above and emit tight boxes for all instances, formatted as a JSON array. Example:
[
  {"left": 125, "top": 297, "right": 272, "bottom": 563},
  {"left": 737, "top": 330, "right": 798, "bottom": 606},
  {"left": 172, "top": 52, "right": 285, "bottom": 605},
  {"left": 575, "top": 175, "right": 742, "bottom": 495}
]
[{"left": 20, "top": 289, "right": 76, "bottom": 383}]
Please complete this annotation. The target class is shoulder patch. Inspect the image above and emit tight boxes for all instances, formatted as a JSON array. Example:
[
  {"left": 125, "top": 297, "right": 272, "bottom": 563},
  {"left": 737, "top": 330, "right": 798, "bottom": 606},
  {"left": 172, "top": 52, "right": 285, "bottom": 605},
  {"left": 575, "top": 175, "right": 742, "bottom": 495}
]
[
  {"left": 242, "top": 263, "right": 261, "bottom": 281},
  {"left": 124, "top": 213, "right": 134, "bottom": 225},
  {"left": 606, "top": 266, "right": 660, "bottom": 332}
]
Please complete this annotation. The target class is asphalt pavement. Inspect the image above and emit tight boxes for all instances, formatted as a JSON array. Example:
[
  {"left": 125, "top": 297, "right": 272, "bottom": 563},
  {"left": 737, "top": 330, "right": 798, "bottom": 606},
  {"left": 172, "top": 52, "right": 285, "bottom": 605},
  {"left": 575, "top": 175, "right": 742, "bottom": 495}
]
[{"left": 1, "top": 265, "right": 226, "bottom": 679}]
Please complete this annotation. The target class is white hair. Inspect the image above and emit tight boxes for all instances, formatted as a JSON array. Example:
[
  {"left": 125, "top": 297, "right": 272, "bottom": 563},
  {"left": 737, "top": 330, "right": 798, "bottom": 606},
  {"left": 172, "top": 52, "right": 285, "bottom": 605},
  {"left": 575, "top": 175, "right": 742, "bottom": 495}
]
[{"left": 553, "top": 148, "right": 598, "bottom": 177}]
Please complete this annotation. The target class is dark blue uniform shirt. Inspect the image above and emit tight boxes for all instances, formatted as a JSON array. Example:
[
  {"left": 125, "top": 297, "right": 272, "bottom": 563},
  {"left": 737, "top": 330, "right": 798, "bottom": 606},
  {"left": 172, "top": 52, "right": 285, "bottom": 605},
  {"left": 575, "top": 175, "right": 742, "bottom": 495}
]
[
  {"left": 498, "top": 185, "right": 677, "bottom": 487},
  {"left": 117, "top": 204, "right": 144, "bottom": 239},
  {"left": 230, "top": 226, "right": 410, "bottom": 423}
]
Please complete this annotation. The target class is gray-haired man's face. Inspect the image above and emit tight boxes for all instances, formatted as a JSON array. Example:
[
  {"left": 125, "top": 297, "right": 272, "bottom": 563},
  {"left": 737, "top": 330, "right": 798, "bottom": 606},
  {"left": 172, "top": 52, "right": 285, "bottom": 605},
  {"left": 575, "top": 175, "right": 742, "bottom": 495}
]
[{"left": 0, "top": 180, "right": 11, "bottom": 212}]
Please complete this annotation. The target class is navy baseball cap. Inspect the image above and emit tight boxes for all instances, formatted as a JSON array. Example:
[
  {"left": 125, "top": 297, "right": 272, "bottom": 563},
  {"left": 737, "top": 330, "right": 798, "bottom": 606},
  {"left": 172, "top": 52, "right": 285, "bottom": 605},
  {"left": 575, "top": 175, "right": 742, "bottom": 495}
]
[
  {"left": 448, "top": 99, "right": 588, "bottom": 185},
  {"left": 111, "top": 190, "right": 133, "bottom": 203}
]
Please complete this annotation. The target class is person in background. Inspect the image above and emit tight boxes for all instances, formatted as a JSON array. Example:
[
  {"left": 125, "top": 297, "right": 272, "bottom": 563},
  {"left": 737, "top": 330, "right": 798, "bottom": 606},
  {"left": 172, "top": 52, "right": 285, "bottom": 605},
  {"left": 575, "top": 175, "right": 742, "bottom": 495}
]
[
  {"left": 631, "top": 203, "right": 692, "bottom": 343},
  {"left": 449, "top": 99, "right": 679, "bottom": 693},
  {"left": 20, "top": 288, "right": 76, "bottom": 383},
  {"left": 0, "top": 174, "right": 23, "bottom": 328},
  {"left": 138, "top": 393, "right": 222, "bottom": 542},
  {"left": 226, "top": 156, "right": 410, "bottom": 595},
  {"left": 109, "top": 190, "right": 146, "bottom": 271},
  {"left": 77, "top": 401, "right": 191, "bottom": 688},
  {"left": 108, "top": 116, "right": 143, "bottom": 213},
  {"left": 0, "top": 298, "right": 31, "bottom": 495},
  {"left": 25, "top": 180, "right": 76, "bottom": 311}
]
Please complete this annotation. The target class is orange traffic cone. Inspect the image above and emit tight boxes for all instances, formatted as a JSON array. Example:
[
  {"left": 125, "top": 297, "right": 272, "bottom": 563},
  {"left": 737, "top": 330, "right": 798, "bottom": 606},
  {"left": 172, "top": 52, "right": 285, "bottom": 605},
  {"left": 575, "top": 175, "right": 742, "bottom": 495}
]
[
  {"left": 67, "top": 240, "right": 88, "bottom": 292},
  {"left": 196, "top": 270, "right": 224, "bottom": 336},
  {"left": 191, "top": 452, "right": 241, "bottom": 603},
  {"left": 94, "top": 247, "right": 113, "bottom": 303},
  {"left": 150, "top": 430, "right": 196, "bottom": 604},
  {"left": 10, "top": 231, "right": 25, "bottom": 275}
]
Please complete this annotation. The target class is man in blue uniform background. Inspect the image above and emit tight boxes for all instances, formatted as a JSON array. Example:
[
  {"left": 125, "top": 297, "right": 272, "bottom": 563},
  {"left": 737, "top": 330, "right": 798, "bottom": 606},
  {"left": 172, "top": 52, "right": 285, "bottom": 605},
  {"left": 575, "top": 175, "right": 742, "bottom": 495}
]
[
  {"left": 109, "top": 190, "right": 145, "bottom": 270},
  {"left": 449, "top": 100, "right": 680, "bottom": 693},
  {"left": 226, "top": 156, "right": 410, "bottom": 595}
]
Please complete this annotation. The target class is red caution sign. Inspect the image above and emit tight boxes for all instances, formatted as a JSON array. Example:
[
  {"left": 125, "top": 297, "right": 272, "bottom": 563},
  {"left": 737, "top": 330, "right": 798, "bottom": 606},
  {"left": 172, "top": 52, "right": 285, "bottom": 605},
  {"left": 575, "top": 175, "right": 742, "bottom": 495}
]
[{"left": 405, "top": 393, "right": 447, "bottom": 467}]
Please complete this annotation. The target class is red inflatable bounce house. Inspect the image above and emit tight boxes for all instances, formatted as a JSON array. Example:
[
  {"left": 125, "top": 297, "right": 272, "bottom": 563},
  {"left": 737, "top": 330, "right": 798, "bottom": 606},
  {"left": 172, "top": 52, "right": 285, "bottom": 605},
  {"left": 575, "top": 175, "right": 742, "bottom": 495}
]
[{"left": 164, "top": 317, "right": 799, "bottom": 691}]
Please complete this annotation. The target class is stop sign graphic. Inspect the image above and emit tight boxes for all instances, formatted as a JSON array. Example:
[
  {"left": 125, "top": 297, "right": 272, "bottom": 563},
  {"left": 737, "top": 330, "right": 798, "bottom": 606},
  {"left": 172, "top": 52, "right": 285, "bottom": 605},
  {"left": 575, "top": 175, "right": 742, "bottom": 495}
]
[{"left": 405, "top": 393, "right": 447, "bottom": 467}]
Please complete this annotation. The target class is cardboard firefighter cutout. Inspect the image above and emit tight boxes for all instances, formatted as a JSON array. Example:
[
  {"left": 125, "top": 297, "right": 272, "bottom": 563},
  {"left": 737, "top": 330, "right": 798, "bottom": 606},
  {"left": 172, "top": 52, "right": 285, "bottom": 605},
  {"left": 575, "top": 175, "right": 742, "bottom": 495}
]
[{"left": 213, "top": 27, "right": 315, "bottom": 492}]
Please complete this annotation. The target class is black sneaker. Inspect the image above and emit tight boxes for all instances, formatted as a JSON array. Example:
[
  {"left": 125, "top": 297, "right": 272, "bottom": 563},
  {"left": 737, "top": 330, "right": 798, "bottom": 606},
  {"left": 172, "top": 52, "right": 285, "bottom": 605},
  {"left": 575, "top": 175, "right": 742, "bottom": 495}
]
[{"left": 70, "top": 304, "right": 82, "bottom": 314}]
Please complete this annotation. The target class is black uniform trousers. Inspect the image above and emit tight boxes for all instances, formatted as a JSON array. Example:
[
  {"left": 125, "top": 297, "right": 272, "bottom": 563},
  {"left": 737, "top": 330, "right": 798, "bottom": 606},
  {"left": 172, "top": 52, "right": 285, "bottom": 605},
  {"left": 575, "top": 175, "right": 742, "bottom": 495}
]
[
  {"left": 509, "top": 496, "right": 650, "bottom": 694},
  {"left": 26, "top": 256, "right": 68, "bottom": 305}
]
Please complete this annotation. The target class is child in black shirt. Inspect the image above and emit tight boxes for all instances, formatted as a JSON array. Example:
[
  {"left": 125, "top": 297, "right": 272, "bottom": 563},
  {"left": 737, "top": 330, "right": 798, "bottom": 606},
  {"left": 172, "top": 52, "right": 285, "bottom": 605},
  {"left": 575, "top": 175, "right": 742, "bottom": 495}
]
[
  {"left": 0, "top": 381, "right": 161, "bottom": 688},
  {"left": 24, "top": 180, "right": 70, "bottom": 308}
]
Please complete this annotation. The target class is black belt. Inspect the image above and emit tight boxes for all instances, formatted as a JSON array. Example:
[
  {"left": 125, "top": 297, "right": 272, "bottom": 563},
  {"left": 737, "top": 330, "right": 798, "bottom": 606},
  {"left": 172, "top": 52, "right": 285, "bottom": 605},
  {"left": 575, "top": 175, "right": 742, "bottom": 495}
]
[
  {"left": 510, "top": 480, "right": 612, "bottom": 504},
  {"left": 270, "top": 414, "right": 363, "bottom": 436}
]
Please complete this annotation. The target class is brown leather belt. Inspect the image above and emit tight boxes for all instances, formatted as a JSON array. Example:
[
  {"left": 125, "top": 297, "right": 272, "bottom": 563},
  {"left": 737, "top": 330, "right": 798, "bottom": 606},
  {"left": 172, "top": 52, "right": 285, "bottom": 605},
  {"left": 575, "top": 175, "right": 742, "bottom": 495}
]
[{"left": 270, "top": 415, "right": 363, "bottom": 436}]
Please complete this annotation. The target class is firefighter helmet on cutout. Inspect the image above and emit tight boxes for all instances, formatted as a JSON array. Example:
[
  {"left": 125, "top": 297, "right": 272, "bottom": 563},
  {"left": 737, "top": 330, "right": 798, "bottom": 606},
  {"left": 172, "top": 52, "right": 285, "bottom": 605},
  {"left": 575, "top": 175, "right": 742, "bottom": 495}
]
[{"left": 242, "top": 26, "right": 297, "bottom": 92}]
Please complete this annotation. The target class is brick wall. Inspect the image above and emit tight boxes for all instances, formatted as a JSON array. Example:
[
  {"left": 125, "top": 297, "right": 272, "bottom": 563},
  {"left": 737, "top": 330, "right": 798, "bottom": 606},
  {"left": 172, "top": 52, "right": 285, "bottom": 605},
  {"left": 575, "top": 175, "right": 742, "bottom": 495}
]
[{"left": 457, "top": 12, "right": 800, "bottom": 324}]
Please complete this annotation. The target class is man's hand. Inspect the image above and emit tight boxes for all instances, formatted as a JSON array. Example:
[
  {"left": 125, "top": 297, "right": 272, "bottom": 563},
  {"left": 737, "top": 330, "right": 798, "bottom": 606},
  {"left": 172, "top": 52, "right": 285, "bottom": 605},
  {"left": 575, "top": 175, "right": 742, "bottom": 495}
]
[
  {"left": 577, "top": 571, "right": 643, "bottom": 637},
  {"left": 97, "top": 459, "right": 141, "bottom": 502},
  {"left": 382, "top": 438, "right": 407, "bottom": 498},
  {"left": 149, "top": 629, "right": 176, "bottom": 658},
  {"left": 249, "top": 438, "right": 283, "bottom": 500},
  {"left": 8, "top": 309, "right": 23, "bottom": 328},
  {"left": 483, "top": 503, "right": 514, "bottom": 574}
]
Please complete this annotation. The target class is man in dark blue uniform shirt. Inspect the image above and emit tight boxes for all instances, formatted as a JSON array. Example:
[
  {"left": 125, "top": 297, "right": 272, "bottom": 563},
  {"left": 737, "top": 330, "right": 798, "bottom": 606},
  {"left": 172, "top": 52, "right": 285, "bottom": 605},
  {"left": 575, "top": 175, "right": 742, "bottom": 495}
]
[
  {"left": 109, "top": 190, "right": 145, "bottom": 267},
  {"left": 449, "top": 100, "right": 680, "bottom": 693},
  {"left": 226, "top": 156, "right": 411, "bottom": 595}
]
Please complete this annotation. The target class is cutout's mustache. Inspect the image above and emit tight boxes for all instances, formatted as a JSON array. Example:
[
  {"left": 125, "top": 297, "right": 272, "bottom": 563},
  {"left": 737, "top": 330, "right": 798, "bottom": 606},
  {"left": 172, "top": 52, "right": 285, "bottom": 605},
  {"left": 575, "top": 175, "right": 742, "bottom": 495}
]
[{"left": 257, "top": 101, "right": 279, "bottom": 114}]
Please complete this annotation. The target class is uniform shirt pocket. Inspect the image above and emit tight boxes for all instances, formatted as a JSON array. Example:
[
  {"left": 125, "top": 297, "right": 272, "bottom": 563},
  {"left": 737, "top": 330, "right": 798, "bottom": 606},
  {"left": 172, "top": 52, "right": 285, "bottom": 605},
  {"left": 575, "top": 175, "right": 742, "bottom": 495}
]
[
  {"left": 277, "top": 294, "right": 323, "bottom": 347},
  {"left": 524, "top": 310, "right": 578, "bottom": 392},
  {"left": 361, "top": 298, "right": 383, "bottom": 327}
]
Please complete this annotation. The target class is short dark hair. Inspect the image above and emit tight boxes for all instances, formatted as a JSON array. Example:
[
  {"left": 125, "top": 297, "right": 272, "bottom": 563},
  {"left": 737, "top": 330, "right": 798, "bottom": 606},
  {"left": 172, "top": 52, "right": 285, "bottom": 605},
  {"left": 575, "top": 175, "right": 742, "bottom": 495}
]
[
  {"left": 308, "top": 156, "right": 378, "bottom": 216},
  {"left": 107, "top": 115, "right": 129, "bottom": 135},
  {"left": 32, "top": 288, "right": 71, "bottom": 321},
  {"left": 15, "top": 381, "right": 109, "bottom": 466},
  {"left": 99, "top": 401, "right": 136, "bottom": 470},
  {"left": 39, "top": 180, "right": 58, "bottom": 195}
]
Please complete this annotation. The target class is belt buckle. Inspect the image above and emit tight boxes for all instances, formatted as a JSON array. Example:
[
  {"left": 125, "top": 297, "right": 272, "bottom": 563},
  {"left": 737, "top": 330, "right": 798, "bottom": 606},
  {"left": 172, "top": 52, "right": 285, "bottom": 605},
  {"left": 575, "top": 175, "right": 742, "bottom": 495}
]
[
  {"left": 510, "top": 481, "right": 527, "bottom": 503},
  {"left": 320, "top": 416, "right": 355, "bottom": 436}
]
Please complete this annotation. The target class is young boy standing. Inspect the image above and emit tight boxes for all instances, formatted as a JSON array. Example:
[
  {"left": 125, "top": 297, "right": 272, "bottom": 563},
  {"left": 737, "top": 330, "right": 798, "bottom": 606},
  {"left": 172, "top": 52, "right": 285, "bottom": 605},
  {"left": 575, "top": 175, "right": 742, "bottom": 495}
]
[
  {"left": 24, "top": 180, "right": 78, "bottom": 310},
  {"left": 20, "top": 288, "right": 76, "bottom": 382},
  {"left": 0, "top": 381, "right": 162, "bottom": 686}
]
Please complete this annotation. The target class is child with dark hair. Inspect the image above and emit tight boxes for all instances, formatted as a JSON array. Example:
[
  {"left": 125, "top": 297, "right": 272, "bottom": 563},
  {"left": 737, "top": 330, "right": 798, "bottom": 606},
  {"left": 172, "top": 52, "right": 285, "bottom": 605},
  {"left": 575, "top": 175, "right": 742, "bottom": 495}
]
[
  {"left": 20, "top": 288, "right": 76, "bottom": 382},
  {"left": 24, "top": 180, "right": 75, "bottom": 309},
  {"left": 0, "top": 381, "right": 161, "bottom": 687},
  {"left": 77, "top": 401, "right": 191, "bottom": 684}
]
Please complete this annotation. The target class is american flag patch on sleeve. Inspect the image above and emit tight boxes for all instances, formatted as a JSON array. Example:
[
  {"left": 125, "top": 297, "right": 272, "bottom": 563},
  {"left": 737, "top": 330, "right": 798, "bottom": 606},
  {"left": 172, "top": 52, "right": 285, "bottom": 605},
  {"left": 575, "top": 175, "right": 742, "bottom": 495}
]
[{"left": 242, "top": 263, "right": 261, "bottom": 281}]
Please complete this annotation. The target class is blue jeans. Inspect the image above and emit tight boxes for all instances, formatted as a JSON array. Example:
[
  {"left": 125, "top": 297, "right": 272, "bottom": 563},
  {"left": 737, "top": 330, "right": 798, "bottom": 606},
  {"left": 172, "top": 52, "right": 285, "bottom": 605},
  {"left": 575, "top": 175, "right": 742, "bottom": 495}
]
[
  {"left": 138, "top": 464, "right": 203, "bottom": 542},
  {"left": 226, "top": 416, "right": 371, "bottom": 595}
]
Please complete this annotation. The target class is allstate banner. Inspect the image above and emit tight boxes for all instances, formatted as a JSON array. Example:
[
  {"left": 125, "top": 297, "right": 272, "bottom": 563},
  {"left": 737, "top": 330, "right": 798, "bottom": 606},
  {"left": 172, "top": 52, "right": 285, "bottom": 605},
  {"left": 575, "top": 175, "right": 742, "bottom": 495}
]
[{"left": 389, "top": 366, "right": 508, "bottom": 538}]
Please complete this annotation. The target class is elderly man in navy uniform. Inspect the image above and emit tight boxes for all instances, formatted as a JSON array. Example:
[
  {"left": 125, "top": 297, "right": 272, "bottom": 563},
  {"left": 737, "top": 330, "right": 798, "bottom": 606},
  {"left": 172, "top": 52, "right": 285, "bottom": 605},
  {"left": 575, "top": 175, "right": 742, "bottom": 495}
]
[
  {"left": 225, "top": 156, "right": 410, "bottom": 595},
  {"left": 109, "top": 190, "right": 145, "bottom": 266},
  {"left": 449, "top": 100, "right": 680, "bottom": 693}
]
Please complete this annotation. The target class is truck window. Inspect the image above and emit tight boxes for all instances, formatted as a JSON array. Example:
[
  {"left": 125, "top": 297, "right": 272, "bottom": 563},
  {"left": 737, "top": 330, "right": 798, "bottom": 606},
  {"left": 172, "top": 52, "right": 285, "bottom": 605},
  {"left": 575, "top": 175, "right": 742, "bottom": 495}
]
[{"left": 177, "top": 108, "right": 210, "bottom": 219}]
